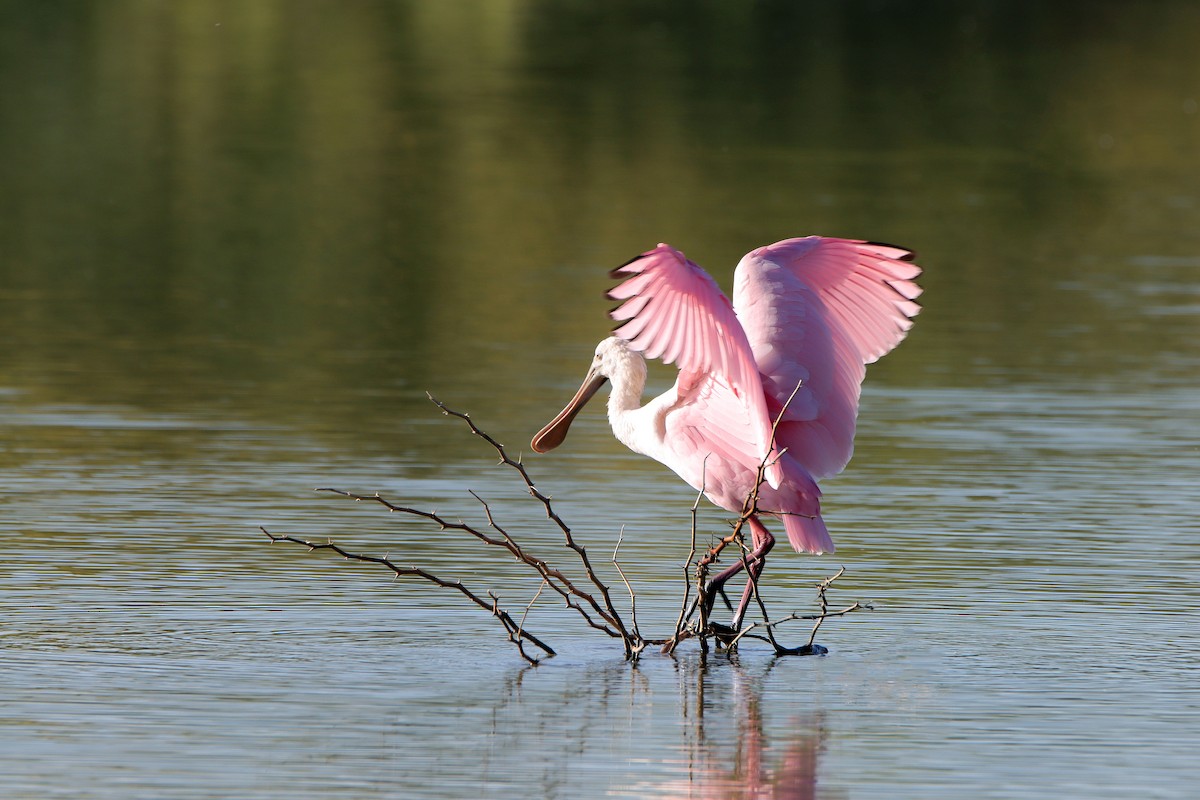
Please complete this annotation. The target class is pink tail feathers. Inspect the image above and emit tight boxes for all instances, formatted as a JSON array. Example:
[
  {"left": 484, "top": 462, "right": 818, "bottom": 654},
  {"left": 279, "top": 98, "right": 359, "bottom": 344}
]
[{"left": 783, "top": 512, "right": 835, "bottom": 555}]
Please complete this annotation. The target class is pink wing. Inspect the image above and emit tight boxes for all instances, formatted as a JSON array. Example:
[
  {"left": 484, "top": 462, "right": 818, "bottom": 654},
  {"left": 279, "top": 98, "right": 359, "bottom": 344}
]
[
  {"left": 732, "top": 237, "right": 922, "bottom": 479},
  {"left": 608, "top": 244, "right": 785, "bottom": 488}
]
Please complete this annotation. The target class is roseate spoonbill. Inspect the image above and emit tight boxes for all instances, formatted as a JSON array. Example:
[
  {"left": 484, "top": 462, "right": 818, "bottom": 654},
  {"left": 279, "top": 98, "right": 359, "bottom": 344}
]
[{"left": 532, "top": 237, "right": 921, "bottom": 630}]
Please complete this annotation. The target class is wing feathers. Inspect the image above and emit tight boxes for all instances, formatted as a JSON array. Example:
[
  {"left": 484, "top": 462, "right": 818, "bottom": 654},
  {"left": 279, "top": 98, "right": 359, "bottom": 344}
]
[
  {"left": 733, "top": 237, "right": 922, "bottom": 479},
  {"left": 608, "top": 244, "right": 784, "bottom": 488},
  {"left": 605, "top": 238, "right": 921, "bottom": 491}
]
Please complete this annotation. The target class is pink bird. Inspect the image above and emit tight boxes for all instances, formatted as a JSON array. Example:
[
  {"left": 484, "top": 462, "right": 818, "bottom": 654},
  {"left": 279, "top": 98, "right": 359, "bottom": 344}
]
[{"left": 532, "top": 237, "right": 922, "bottom": 630}]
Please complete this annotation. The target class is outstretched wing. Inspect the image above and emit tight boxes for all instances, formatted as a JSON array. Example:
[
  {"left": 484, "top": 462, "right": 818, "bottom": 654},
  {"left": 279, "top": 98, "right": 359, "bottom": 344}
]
[
  {"left": 733, "top": 237, "right": 922, "bottom": 479},
  {"left": 608, "top": 244, "right": 784, "bottom": 488}
]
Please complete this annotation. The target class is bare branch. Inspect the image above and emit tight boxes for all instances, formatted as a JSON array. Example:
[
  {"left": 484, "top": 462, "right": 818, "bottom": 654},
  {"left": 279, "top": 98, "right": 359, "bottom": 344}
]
[
  {"left": 262, "top": 392, "right": 865, "bottom": 662},
  {"left": 663, "top": 461, "right": 710, "bottom": 656},
  {"left": 426, "top": 393, "right": 641, "bottom": 658},
  {"left": 725, "top": 565, "right": 871, "bottom": 655},
  {"left": 316, "top": 487, "right": 625, "bottom": 641}
]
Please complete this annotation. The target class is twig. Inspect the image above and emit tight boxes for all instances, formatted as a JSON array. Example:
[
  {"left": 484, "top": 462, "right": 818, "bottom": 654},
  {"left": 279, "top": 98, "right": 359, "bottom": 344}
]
[
  {"left": 517, "top": 579, "right": 548, "bottom": 649},
  {"left": 260, "top": 526, "right": 555, "bottom": 665},
  {"left": 806, "top": 565, "right": 845, "bottom": 648},
  {"left": 664, "top": 463, "right": 708, "bottom": 655},
  {"left": 610, "top": 527, "right": 645, "bottom": 658}
]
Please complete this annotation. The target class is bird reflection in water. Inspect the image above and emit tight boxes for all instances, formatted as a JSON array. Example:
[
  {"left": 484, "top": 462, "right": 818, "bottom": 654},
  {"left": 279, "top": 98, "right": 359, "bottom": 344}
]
[
  {"left": 481, "top": 657, "right": 844, "bottom": 799},
  {"left": 654, "top": 656, "right": 844, "bottom": 800}
]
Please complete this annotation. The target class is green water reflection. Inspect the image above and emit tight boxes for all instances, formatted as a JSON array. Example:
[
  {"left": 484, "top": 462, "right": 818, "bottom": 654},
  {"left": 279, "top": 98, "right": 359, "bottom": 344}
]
[{"left": 2, "top": 1, "right": 1196, "bottom": 436}]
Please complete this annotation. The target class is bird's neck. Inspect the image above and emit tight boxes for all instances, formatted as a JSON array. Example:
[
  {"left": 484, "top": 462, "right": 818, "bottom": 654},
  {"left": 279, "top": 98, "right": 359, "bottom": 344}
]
[
  {"left": 606, "top": 355, "right": 654, "bottom": 455},
  {"left": 606, "top": 366, "right": 645, "bottom": 415}
]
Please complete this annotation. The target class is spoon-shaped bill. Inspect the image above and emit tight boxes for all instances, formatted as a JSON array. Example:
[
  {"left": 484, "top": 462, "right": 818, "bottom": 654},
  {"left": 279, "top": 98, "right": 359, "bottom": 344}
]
[{"left": 531, "top": 368, "right": 608, "bottom": 453}]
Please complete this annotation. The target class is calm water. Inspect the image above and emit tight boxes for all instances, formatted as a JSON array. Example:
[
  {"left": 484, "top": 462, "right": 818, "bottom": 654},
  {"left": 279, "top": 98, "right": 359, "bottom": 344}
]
[{"left": 2, "top": 1, "right": 1199, "bottom": 798}]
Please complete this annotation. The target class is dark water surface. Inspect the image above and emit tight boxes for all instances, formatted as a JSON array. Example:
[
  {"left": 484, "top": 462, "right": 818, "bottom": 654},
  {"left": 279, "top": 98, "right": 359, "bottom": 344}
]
[{"left": 2, "top": 2, "right": 1198, "bottom": 798}]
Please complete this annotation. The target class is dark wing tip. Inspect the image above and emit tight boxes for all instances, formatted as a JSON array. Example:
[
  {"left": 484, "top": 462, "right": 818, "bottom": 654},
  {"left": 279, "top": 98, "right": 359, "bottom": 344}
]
[
  {"left": 607, "top": 248, "right": 653, "bottom": 298},
  {"left": 864, "top": 240, "right": 917, "bottom": 261},
  {"left": 608, "top": 255, "right": 642, "bottom": 280}
]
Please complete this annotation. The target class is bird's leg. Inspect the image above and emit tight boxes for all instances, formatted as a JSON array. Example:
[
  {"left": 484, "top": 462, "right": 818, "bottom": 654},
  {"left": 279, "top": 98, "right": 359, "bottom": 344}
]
[
  {"left": 730, "top": 517, "right": 775, "bottom": 631},
  {"left": 700, "top": 542, "right": 746, "bottom": 636},
  {"left": 715, "top": 584, "right": 736, "bottom": 614},
  {"left": 705, "top": 543, "right": 750, "bottom": 608},
  {"left": 702, "top": 516, "right": 775, "bottom": 631}
]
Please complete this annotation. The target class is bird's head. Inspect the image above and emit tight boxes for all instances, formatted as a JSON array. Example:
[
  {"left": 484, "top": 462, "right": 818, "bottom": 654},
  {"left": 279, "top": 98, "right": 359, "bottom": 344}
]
[
  {"left": 591, "top": 336, "right": 646, "bottom": 386},
  {"left": 531, "top": 337, "right": 644, "bottom": 453}
]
